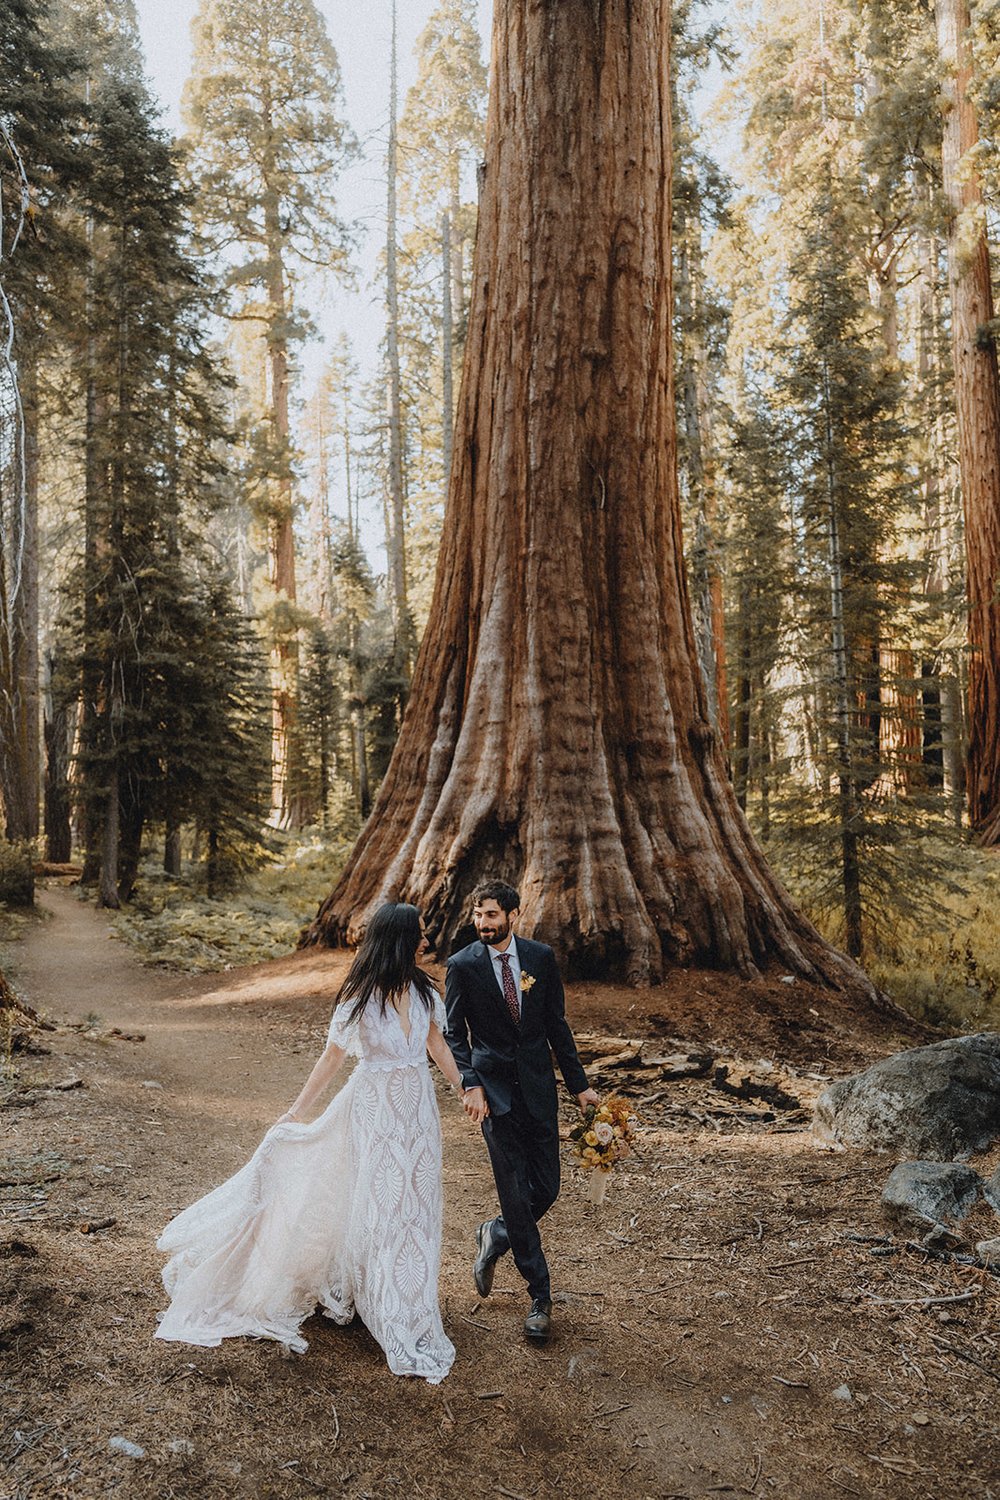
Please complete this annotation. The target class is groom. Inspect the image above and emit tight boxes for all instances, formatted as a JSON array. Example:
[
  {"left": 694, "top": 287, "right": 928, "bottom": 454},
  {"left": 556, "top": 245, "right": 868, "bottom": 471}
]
[{"left": 444, "top": 879, "right": 598, "bottom": 1343}]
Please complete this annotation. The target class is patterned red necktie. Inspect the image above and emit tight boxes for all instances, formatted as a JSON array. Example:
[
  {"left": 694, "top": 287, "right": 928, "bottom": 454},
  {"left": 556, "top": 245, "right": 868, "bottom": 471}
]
[{"left": 498, "top": 953, "right": 520, "bottom": 1026}]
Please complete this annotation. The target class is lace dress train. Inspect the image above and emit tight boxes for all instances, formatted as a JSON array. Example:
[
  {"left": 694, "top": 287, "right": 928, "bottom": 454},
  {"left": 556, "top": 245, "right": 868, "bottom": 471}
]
[{"left": 155, "top": 989, "right": 455, "bottom": 1384}]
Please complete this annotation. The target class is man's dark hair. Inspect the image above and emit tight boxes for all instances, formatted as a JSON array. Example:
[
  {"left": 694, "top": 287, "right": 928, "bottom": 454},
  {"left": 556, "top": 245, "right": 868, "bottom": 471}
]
[{"left": 471, "top": 879, "right": 520, "bottom": 914}]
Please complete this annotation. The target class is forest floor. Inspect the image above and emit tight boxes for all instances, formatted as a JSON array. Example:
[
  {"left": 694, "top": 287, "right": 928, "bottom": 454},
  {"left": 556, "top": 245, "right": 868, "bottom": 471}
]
[{"left": 2, "top": 884, "right": 999, "bottom": 1500}]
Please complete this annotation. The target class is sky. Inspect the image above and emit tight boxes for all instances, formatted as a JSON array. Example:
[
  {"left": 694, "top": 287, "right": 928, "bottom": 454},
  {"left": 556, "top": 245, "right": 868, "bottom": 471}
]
[
  {"left": 133, "top": 0, "right": 493, "bottom": 556},
  {"left": 134, "top": 0, "right": 491, "bottom": 378}
]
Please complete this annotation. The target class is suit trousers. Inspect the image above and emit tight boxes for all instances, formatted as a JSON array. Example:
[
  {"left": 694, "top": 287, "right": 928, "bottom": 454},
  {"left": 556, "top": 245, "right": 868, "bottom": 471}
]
[{"left": 481, "top": 1085, "right": 560, "bottom": 1301}]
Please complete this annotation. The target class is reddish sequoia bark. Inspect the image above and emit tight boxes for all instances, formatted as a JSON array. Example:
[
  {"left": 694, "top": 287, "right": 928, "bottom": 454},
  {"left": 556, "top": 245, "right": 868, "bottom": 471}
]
[
  {"left": 935, "top": 0, "right": 1000, "bottom": 843},
  {"left": 878, "top": 648, "right": 923, "bottom": 793},
  {"left": 303, "top": 0, "right": 874, "bottom": 991}
]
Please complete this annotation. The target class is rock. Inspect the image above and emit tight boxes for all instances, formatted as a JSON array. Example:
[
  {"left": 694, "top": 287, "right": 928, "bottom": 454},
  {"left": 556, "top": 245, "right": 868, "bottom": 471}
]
[
  {"left": 831, "top": 1384, "right": 853, "bottom": 1403},
  {"left": 984, "top": 1168, "right": 1000, "bottom": 1216},
  {"left": 975, "top": 1237, "right": 1000, "bottom": 1268},
  {"left": 921, "top": 1221, "right": 965, "bottom": 1251},
  {"left": 813, "top": 1033, "right": 1000, "bottom": 1156},
  {"left": 108, "top": 1437, "right": 145, "bottom": 1459},
  {"left": 881, "top": 1161, "right": 981, "bottom": 1236},
  {"left": 141, "top": 1080, "right": 163, "bottom": 1090},
  {"left": 167, "top": 1438, "right": 194, "bottom": 1456}
]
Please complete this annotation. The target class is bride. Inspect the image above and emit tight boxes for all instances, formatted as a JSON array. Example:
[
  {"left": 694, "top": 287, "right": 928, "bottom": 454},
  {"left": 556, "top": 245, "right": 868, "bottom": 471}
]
[{"left": 155, "top": 903, "right": 473, "bottom": 1384}]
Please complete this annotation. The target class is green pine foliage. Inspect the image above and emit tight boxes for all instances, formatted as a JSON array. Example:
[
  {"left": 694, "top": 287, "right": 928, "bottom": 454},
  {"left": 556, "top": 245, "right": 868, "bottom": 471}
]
[
  {"left": 57, "top": 73, "right": 271, "bottom": 901},
  {"left": 709, "top": 0, "right": 977, "bottom": 963}
]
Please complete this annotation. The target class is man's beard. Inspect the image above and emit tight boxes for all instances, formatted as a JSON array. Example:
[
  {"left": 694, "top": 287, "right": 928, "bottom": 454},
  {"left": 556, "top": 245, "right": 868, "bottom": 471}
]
[{"left": 477, "top": 916, "right": 511, "bottom": 946}]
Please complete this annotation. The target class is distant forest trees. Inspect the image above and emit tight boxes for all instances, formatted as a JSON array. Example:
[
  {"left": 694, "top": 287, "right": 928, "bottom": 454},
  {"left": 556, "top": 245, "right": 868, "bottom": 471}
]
[
  {"left": 0, "top": 0, "right": 485, "bottom": 903},
  {"left": 2, "top": 0, "right": 999, "bottom": 971}
]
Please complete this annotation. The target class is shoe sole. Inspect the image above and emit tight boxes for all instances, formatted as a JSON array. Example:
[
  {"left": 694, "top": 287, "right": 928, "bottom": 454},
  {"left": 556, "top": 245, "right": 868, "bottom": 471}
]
[{"left": 474, "top": 1223, "right": 496, "bottom": 1298}]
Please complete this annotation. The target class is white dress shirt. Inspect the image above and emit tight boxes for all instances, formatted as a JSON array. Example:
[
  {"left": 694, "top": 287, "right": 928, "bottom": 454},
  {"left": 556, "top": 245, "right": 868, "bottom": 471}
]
[{"left": 488, "top": 934, "right": 522, "bottom": 1017}]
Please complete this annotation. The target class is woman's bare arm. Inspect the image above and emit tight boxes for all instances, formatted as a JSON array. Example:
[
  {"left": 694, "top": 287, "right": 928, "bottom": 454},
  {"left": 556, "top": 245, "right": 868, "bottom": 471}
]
[
  {"left": 277, "top": 1041, "right": 347, "bottom": 1123},
  {"left": 427, "top": 1021, "right": 488, "bottom": 1116}
]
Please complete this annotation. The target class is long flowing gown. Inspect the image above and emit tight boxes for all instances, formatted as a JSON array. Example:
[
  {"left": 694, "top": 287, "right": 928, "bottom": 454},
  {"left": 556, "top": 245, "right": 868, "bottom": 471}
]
[{"left": 154, "top": 987, "right": 456, "bottom": 1384}]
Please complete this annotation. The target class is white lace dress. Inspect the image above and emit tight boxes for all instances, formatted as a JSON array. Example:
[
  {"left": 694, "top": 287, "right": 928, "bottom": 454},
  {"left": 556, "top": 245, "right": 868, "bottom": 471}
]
[{"left": 155, "top": 987, "right": 455, "bottom": 1384}]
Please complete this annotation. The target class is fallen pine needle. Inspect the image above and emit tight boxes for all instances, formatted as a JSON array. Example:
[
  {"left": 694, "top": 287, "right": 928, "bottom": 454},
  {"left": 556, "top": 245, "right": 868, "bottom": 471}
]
[
  {"left": 866, "top": 1454, "right": 917, "bottom": 1473},
  {"left": 868, "top": 1290, "right": 979, "bottom": 1309},
  {"left": 772, "top": 1376, "right": 810, "bottom": 1389},
  {"left": 929, "top": 1335, "right": 1000, "bottom": 1383}
]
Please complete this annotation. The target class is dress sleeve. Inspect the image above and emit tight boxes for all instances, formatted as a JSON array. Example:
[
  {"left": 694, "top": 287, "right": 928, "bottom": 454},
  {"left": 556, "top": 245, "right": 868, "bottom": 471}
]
[
  {"left": 431, "top": 989, "right": 447, "bottom": 1034},
  {"left": 326, "top": 1001, "right": 362, "bottom": 1058}
]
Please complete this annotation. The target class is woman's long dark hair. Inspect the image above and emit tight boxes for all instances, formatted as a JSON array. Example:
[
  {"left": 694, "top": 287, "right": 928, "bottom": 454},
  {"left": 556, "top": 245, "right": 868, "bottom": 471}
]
[{"left": 336, "top": 903, "right": 437, "bottom": 1024}]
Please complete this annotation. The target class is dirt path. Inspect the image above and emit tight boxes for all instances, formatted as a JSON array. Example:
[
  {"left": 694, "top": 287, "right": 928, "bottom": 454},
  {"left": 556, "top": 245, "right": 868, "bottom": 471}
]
[{"left": 2, "top": 888, "right": 997, "bottom": 1499}]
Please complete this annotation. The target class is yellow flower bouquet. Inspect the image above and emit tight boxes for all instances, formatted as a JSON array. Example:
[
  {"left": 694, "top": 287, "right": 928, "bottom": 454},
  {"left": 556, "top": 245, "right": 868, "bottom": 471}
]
[{"left": 569, "top": 1094, "right": 638, "bottom": 1204}]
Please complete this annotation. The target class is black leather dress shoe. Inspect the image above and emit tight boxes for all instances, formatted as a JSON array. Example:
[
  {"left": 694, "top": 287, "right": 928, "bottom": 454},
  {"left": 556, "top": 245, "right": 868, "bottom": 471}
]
[
  {"left": 523, "top": 1297, "right": 552, "bottom": 1343},
  {"left": 473, "top": 1220, "right": 501, "bottom": 1298}
]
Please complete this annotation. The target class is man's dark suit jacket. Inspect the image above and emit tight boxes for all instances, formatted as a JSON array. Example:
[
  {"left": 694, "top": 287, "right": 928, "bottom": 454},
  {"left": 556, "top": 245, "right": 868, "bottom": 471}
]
[{"left": 444, "top": 937, "right": 589, "bottom": 1122}]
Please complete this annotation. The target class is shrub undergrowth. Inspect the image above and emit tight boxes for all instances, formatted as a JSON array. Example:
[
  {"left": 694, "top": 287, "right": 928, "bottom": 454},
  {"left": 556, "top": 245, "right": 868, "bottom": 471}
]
[
  {"left": 106, "top": 831, "right": 353, "bottom": 973},
  {"left": 767, "top": 824, "right": 1000, "bottom": 1031}
]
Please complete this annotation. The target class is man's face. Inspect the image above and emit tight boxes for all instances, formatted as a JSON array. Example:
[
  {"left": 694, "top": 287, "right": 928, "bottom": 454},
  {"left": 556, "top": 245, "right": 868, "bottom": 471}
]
[{"left": 473, "top": 899, "right": 517, "bottom": 947}]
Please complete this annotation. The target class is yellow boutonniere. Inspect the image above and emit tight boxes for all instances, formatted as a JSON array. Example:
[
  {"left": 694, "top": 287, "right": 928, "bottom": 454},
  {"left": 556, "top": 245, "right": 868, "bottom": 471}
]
[{"left": 520, "top": 972, "right": 536, "bottom": 993}]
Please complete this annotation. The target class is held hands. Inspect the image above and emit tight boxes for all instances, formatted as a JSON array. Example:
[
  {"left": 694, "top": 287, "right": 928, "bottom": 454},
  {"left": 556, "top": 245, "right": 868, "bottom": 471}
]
[
  {"left": 460, "top": 1085, "right": 489, "bottom": 1125},
  {"left": 576, "top": 1088, "right": 600, "bottom": 1110}
]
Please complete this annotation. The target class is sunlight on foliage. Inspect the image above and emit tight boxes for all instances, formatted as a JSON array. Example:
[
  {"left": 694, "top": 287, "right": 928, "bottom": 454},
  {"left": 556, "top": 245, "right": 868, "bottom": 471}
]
[
  {"left": 107, "top": 832, "right": 353, "bottom": 972},
  {"left": 768, "top": 820, "right": 1000, "bottom": 1030},
  {"left": 0, "top": 841, "right": 35, "bottom": 907}
]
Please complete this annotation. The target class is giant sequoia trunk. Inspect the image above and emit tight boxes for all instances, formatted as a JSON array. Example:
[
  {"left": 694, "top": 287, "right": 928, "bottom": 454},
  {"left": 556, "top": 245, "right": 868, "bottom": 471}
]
[
  {"left": 935, "top": 0, "right": 1000, "bottom": 843},
  {"left": 304, "top": 0, "right": 873, "bottom": 991}
]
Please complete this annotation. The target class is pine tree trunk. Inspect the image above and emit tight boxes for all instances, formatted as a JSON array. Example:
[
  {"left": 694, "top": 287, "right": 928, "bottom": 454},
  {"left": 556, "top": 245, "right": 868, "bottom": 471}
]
[
  {"left": 43, "top": 651, "right": 72, "bottom": 864},
  {"left": 677, "top": 195, "right": 728, "bottom": 748},
  {"left": 117, "top": 782, "right": 143, "bottom": 903},
  {"left": 918, "top": 225, "right": 966, "bottom": 822},
  {"left": 343, "top": 388, "right": 355, "bottom": 543},
  {"left": 823, "top": 345, "right": 864, "bottom": 956},
  {"left": 98, "top": 759, "right": 120, "bottom": 909},
  {"left": 164, "top": 820, "right": 182, "bottom": 877},
  {"left": 0, "top": 361, "right": 40, "bottom": 841},
  {"left": 672, "top": 74, "right": 728, "bottom": 750},
  {"left": 79, "top": 350, "right": 106, "bottom": 886},
  {"left": 206, "top": 826, "right": 220, "bottom": 899},
  {"left": 449, "top": 167, "right": 465, "bottom": 346},
  {"left": 734, "top": 592, "right": 752, "bottom": 814},
  {"left": 941, "top": 664, "right": 966, "bottom": 826},
  {"left": 385, "top": 2, "right": 410, "bottom": 668},
  {"left": 348, "top": 615, "right": 370, "bottom": 820},
  {"left": 262, "top": 104, "right": 303, "bottom": 831},
  {"left": 441, "top": 209, "right": 455, "bottom": 488},
  {"left": 302, "top": 0, "right": 875, "bottom": 993},
  {"left": 935, "top": 0, "right": 1000, "bottom": 842}
]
